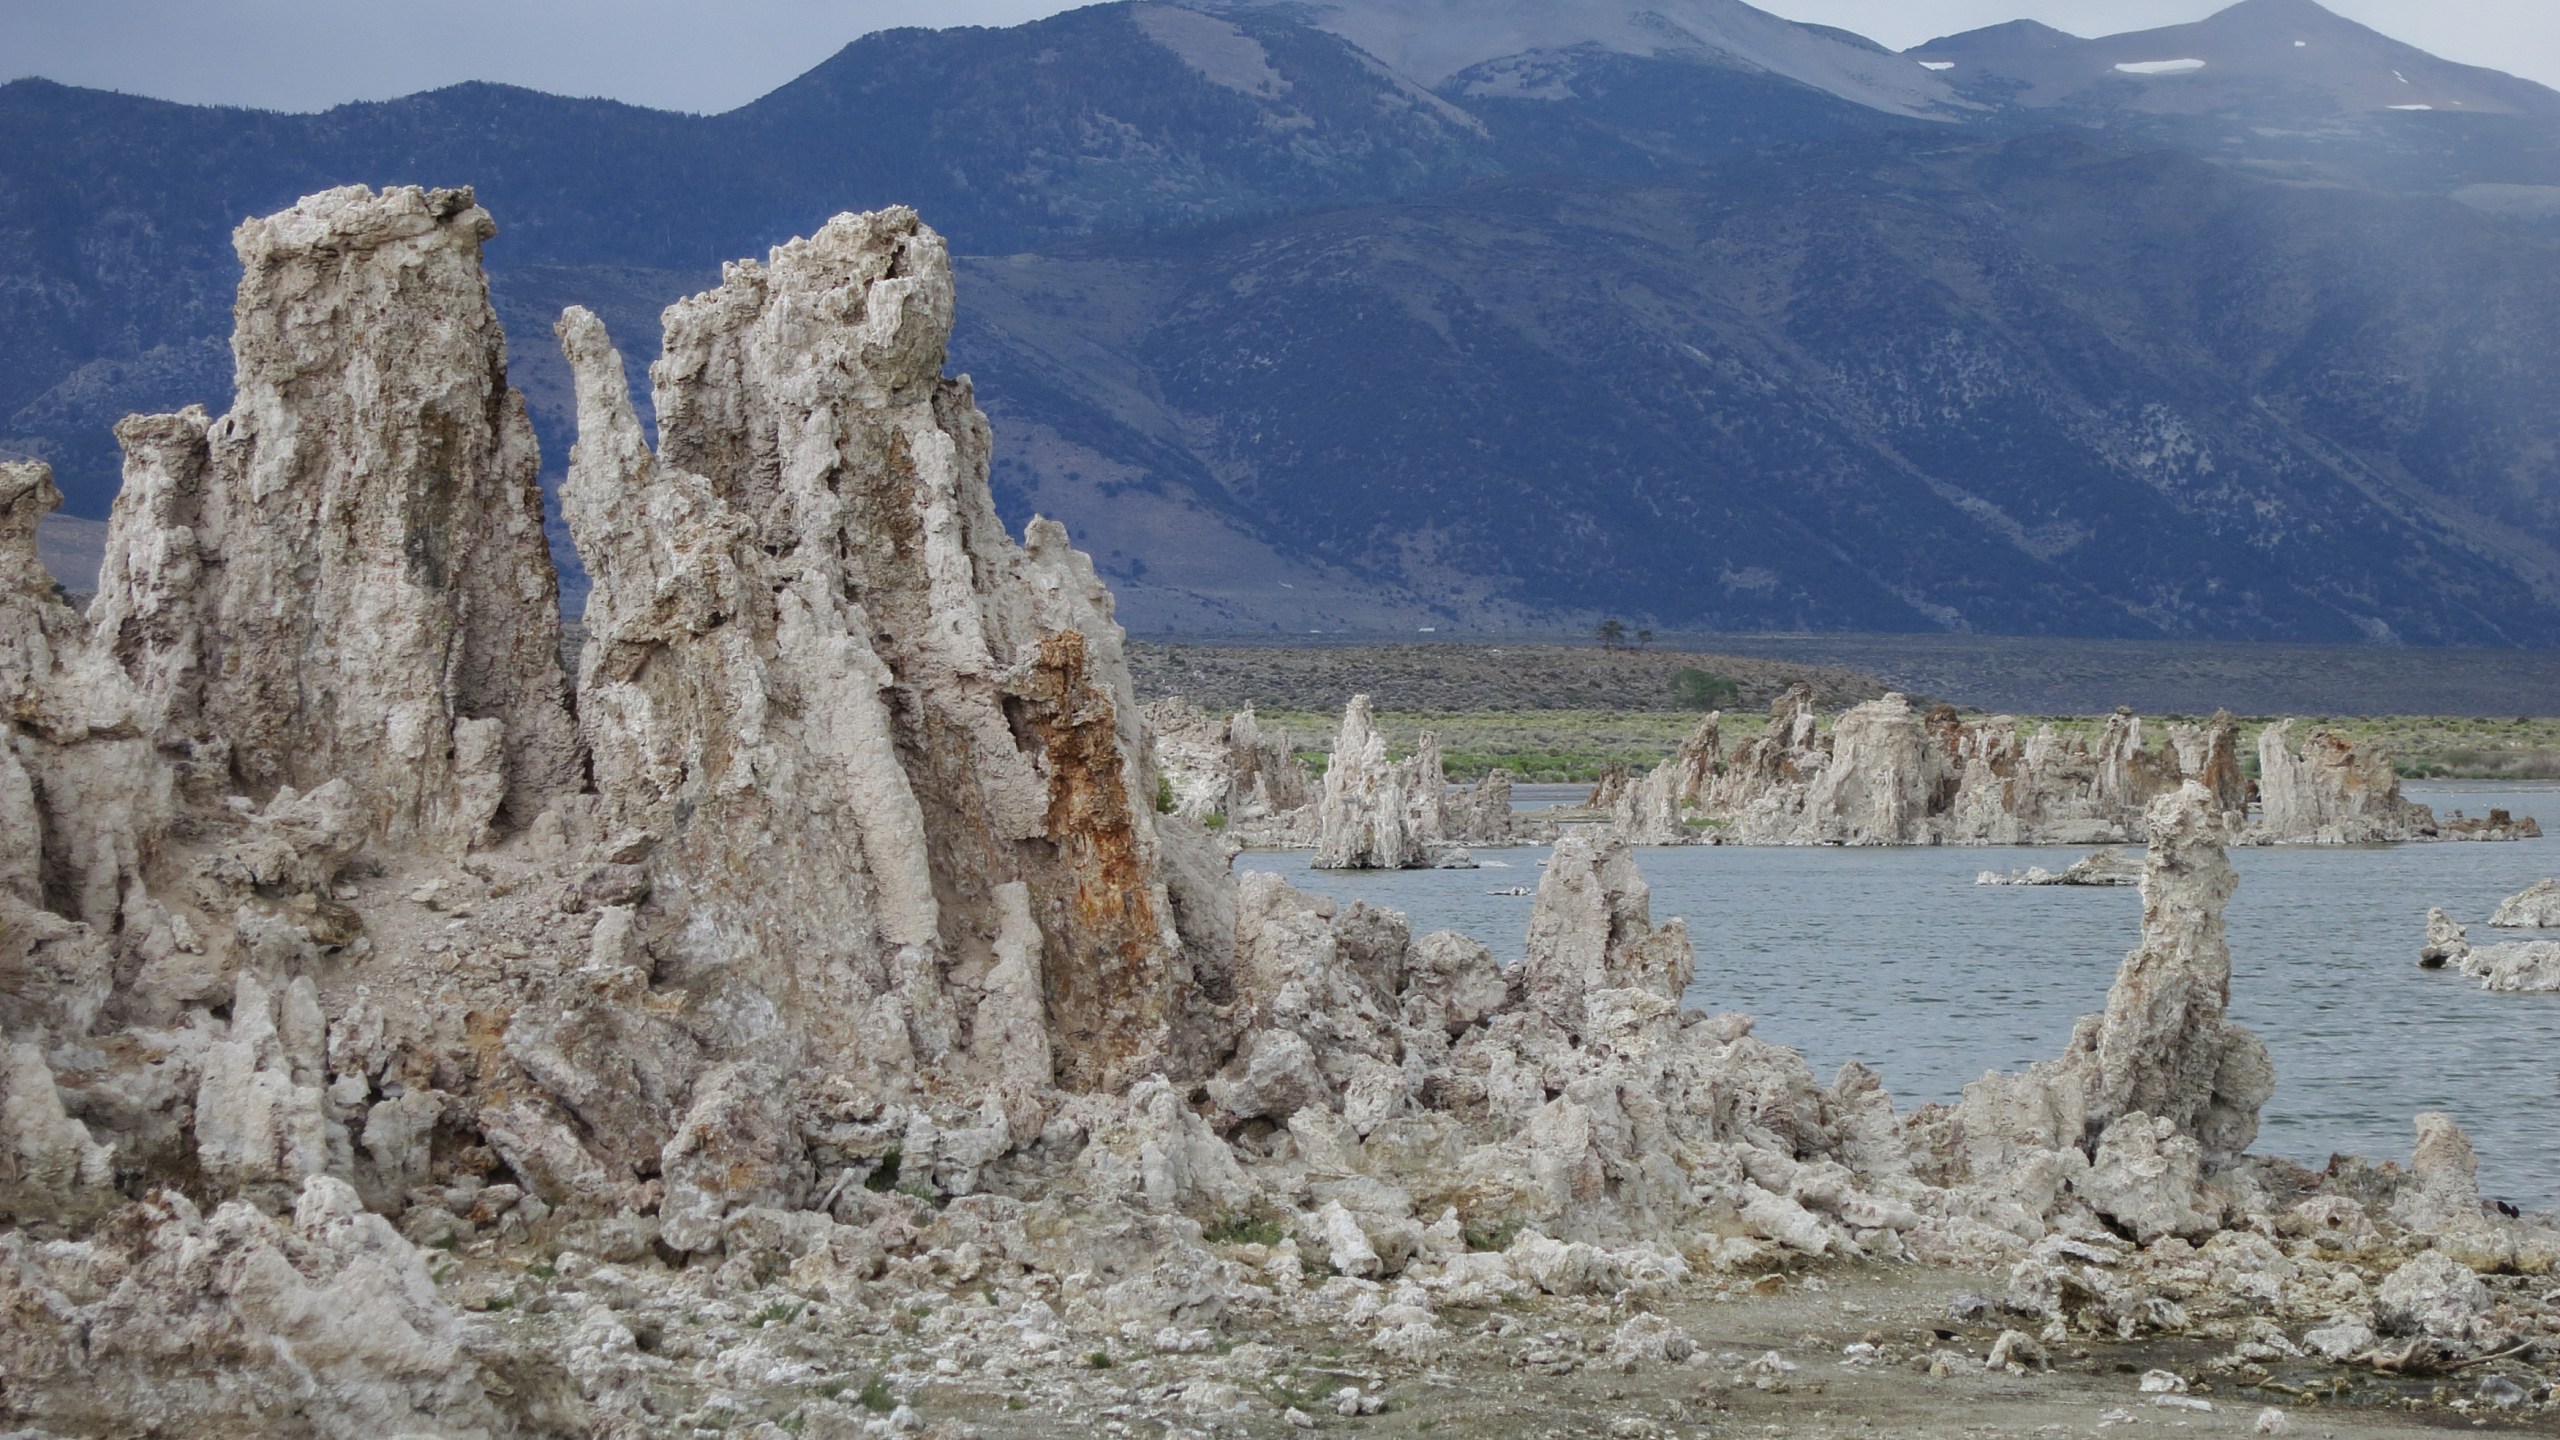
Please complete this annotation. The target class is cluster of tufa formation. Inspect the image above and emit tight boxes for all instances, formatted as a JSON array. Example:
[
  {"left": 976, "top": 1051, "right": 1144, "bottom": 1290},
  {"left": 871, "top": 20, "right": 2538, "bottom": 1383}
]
[
  {"left": 1144, "top": 698, "right": 1318, "bottom": 845},
  {"left": 4, "top": 187, "right": 2558, "bottom": 1439},
  {"left": 1150, "top": 693, "right": 1524, "bottom": 867},
  {"left": 1596, "top": 691, "right": 2244, "bottom": 846},
  {"left": 1600, "top": 689, "right": 2530, "bottom": 848},
  {"left": 2249, "top": 720, "right": 2519, "bottom": 844},
  {"left": 2419, "top": 878, "right": 2560, "bottom": 993}
]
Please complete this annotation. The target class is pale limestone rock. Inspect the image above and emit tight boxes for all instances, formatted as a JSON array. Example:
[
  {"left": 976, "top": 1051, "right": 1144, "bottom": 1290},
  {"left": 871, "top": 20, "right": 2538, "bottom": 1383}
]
[
  {"left": 1146, "top": 698, "right": 1323, "bottom": 846},
  {"left": 2419, "top": 909, "right": 2560, "bottom": 992},
  {"left": 2168, "top": 710, "right": 2249, "bottom": 816},
  {"left": 557, "top": 204, "right": 1220, "bottom": 1135},
  {"left": 2466, "top": 942, "right": 2560, "bottom": 992},
  {"left": 8, "top": 184, "right": 2555, "bottom": 1434},
  {"left": 2253, "top": 720, "right": 2437, "bottom": 844},
  {"left": 1205, "top": 1027, "right": 1329, "bottom": 1123},
  {"left": 1314, "top": 696, "right": 1426, "bottom": 869},
  {"left": 972, "top": 881, "right": 1055, "bottom": 1091},
  {"left": 1501, "top": 1229, "right": 1689, "bottom": 1297},
  {"left": 1976, "top": 848, "right": 2142, "bottom": 887},
  {"left": 0, "top": 1178, "right": 510, "bottom": 1438},
  {"left": 1400, "top": 930, "right": 1507, "bottom": 1035},
  {"left": 1443, "top": 768, "right": 1518, "bottom": 846},
  {"left": 2419, "top": 907, "right": 2470, "bottom": 968},
  {"left": 1405, "top": 729, "right": 1450, "bottom": 846},
  {"left": 1314, "top": 1199, "right": 1383, "bottom": 1277},
  {"left": 1147, "top": 697, "right": 1237, "bottom": 821},
  {"left": 2088, "top": 785, "right": 2269, "bottom": 1158},
  {"left": 0, "top": 890, "right": 114, "bottom": 1041},
  {"left": 1, "top": 461, "right": 169, "bottom": 938},
  {"left": 1608, "top": 711, "right": 1721, "bottom": 844},
  {"left": 2489, "top": 878, "right": 2560, "bottom": 928},
  {"left": 355, "top": 1085, "right": 442, "bottom": 1212},
  {"left": 103, "top": 184, "right": 581, "bottom": 852},
  {"left": 1083, "top": 1077, "right": 1254, "bottom": 1215},
  {"left": 1604, "top": 1311, "right": 1697, "bottom": 1369},
  {"left": 2076, "top": 1114, "right": 2219, "bottom": 1243},
  {"left": 1514, "top": 834, "right": 1693, "bottom": 1040},
  {"left": 2374, "top": 1250, "right": 2493, "bottom": 1341},
  {"left": 1949, "top": 783, "right": 2271, "bottom": 1187},
  {"left": 658, "top": 1062, "right": 809, "bottom": 1252},
  {"left": 1740, "top": 1182, "right": 1833, "bottom": 1254},
  {"left": 2303, "top": 1315, "right": 2376, "bottom": 1361},
  {"left": 0, "top": 1040, "right": 117, "bottom": 1223},
  {"left": 497, "top": 905, "right": 694, "bottom": 1192},
  {"left": 1802, "top": 693, "right": 1933, "bottom": 844},
  {"left": 1228, "top": 704, "right": 1315, "bottom": 816},
  {"left": 0, "top": 462, "right": 80, "bottom": 706},
  {"left": 191, "top": 970, "right": 332, "bottom": 1198},
  {"left": 2389, "top": 1112, "right": 2505, "bottom": 1261}
]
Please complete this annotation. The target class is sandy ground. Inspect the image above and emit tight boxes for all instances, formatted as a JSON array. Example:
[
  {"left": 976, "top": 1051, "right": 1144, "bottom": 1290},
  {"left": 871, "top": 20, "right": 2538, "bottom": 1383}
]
[{"left": 654, "top": 1258, "right": 2552, "bottom": 1440}]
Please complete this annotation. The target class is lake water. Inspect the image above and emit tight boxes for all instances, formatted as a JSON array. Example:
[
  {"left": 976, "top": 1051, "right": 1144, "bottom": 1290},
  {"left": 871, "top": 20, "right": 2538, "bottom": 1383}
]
[{"left": 1249, "top": 783, "right": 2560, "bottom": 1210}]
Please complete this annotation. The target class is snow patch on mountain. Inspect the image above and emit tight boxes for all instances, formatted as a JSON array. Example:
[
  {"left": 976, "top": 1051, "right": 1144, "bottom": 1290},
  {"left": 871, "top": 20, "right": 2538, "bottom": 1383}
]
[{"left": 1135, "top": 4, "right": 1292, "bottom": 97}]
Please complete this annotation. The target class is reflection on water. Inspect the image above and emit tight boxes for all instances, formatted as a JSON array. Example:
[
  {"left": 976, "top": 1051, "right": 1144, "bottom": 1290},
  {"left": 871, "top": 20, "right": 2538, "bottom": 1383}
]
[{"left": 1255, "top": 783, "right": 2560, "bottom": 1210}]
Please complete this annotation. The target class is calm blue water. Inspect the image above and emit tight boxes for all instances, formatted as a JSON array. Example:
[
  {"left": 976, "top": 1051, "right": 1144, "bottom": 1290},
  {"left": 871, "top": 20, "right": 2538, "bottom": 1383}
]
[{"left": 1252, "top": 783, "right": 2560, "bottom": 1210}]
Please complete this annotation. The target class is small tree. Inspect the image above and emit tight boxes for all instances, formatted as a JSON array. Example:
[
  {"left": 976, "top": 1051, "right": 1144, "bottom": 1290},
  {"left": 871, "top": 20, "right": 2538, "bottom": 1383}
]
[
  {"left": 1595, "top": 618, "right": 1628, "bottom": 649},
  {"left": 1635, "top": 628, "right": 1654, "bottom": 647},
  {"left": 1669, "top": 667, "right": 1741, "bottom": 711}
]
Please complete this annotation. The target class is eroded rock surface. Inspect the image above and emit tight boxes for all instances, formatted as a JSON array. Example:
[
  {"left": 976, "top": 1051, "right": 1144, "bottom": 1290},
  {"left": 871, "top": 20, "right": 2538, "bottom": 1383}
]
[
  {"left": 2415, "top": 907, "right": 2560, "bottom": 993},
  {"left": 2491, "top": 878, "right": 2560, "bottom": 928},
  {"left": 2253, "top": 721, "right": 2437, "bottom": 844},
  {"left": 1313, "top": 695, "right": 1426, "bottom": 869},
  {"left": 99, "top": 184, "right": 581, "bottom": 854}
]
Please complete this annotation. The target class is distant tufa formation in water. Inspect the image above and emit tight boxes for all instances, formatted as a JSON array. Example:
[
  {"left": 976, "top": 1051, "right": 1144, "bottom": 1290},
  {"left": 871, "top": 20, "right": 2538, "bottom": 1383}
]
[
  {"left": 1146, "top": 693, "right": 1525, "bottom": 866},
  {"left": 2422, "top": 878, "right": 2560, "bottom": 993},
  {"left": 1591, "top": 691, "right": 2537, "bottom": 848},
  {"left": 1151, "top": 685, "right": 2538, "bottom": 871},
  {"left": 2, "top": 185, "right": 2555, "bottom": 1436}
]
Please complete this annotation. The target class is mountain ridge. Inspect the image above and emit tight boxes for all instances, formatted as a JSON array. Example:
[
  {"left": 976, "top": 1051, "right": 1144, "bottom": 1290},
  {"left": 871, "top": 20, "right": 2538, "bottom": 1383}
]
[{"left": 1913, "top": 0, "right": 2560, "bottom": 118}]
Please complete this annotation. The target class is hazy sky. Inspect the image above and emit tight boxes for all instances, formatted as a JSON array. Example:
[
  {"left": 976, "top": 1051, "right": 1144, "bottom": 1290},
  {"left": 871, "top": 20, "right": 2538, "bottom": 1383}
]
[{"left": 5, "top": 0, "right": 2554, "bottom": 112}]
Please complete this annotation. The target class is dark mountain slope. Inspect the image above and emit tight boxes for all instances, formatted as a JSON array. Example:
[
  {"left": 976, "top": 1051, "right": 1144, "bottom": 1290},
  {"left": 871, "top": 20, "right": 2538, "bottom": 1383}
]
[
  {"left": 1449, "top": 48, "right": 1933, "bottom": 178},
  {"left": 961, "top": 134, "right": 2560, "bottom": 641}
]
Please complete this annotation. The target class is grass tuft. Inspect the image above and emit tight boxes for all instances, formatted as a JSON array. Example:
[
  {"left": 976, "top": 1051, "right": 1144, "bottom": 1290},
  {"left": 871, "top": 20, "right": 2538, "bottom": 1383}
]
[{"left": 1203, "top": 1213, "right": 1287, "bottom": 1247}]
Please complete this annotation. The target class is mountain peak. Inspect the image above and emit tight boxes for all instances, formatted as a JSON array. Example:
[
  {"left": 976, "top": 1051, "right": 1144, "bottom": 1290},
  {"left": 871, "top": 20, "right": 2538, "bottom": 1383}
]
[
  {"left": 1912, "top": 0, "right": 2560, "bottom": 119},
  {"left": 1181, "top": 0, "right": 1965, "bottom": 118},
  {"left": 1910, "top": 18, "right": 2081, "bottom": 57}
]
